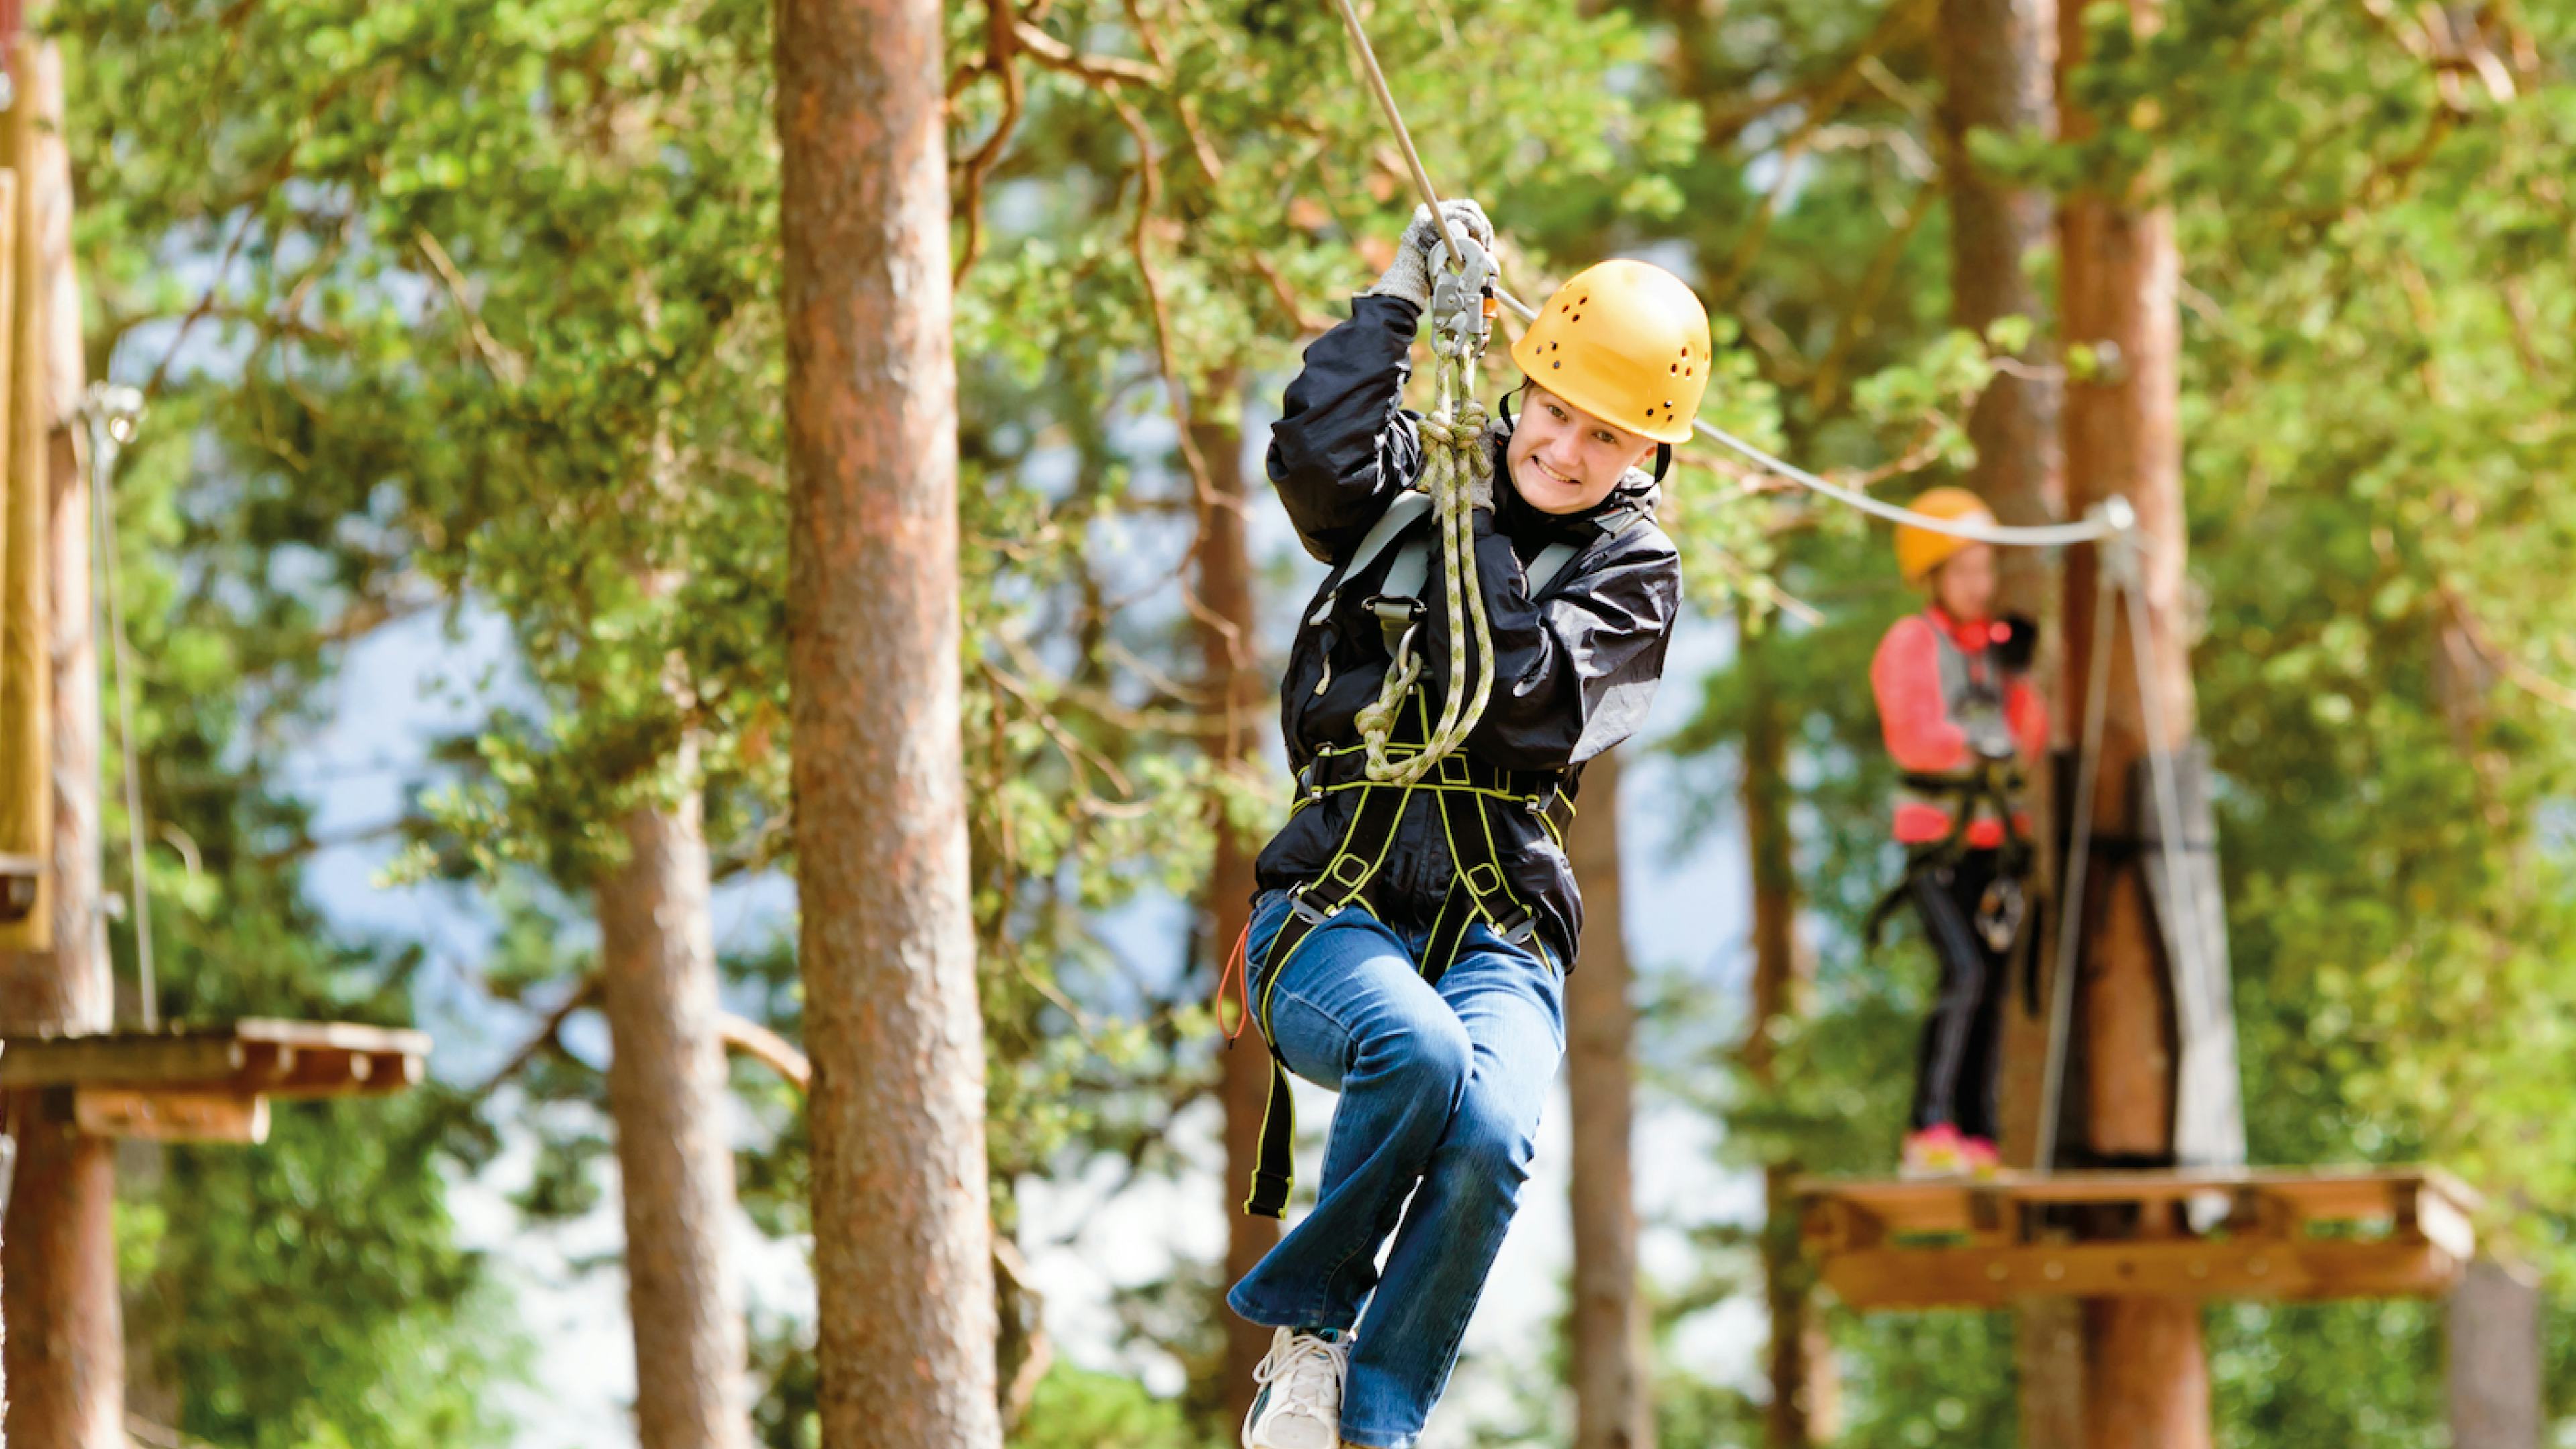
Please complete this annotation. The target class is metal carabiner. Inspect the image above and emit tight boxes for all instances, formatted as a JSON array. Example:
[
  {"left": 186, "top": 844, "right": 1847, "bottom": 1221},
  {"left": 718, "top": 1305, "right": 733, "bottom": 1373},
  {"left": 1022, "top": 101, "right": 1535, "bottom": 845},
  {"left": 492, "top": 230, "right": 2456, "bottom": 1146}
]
[{"left": 1431, "top": 235, "right": 1496, "bottom": 360}]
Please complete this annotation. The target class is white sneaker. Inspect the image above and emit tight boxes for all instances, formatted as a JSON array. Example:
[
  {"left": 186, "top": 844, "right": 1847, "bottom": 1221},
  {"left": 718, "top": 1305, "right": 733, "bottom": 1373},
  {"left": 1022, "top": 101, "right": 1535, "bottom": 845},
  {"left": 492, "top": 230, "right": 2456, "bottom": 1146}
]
[{"left": 1242, "top": 1326, "right": 1350, "bottom": 1449}]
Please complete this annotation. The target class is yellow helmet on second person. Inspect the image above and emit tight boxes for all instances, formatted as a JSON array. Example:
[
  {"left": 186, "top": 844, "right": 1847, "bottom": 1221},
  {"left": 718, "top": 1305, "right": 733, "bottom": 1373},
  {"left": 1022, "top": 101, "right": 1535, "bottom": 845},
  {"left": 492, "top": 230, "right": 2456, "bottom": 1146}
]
[
  {"left": 1894, "top": 486, "right": 1997, "bottom": 586},
  {"left": 1508, "top": 260, "right": 1712, "bottom": 445}
]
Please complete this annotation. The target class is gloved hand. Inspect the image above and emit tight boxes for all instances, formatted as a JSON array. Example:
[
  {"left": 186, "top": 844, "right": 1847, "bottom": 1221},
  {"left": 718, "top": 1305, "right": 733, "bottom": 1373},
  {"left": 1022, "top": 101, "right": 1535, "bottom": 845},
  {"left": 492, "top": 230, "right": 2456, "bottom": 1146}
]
[
  {"left": 1363, "top": 199, "right": 1495, "bottom": 311},
  {"left": 1992, "top": 613, "right": 2040, "bottom": 673}
]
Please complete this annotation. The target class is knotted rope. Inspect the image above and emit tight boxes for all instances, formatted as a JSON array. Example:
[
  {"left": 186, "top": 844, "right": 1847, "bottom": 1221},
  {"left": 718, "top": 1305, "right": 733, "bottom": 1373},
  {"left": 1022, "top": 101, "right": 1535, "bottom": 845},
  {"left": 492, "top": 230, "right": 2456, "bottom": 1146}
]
[{"left": 1354, "top": 349, "right": 1497, "bottom": 784}]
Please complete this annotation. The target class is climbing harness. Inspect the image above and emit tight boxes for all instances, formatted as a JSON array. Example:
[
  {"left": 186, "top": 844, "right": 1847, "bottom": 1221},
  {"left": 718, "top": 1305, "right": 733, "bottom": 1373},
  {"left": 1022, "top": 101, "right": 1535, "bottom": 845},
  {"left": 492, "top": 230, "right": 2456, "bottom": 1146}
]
[
  {"left": 1228, "top": 472, "right": 1641, "bottom": 1216},
  {"left": 1864, "top": 606, "right": 2039, "bottom": 954},
  {"left": 1864, "top": 757, "right": 2034, "bottom": 951},
  {"left": 1230, "top": 692, "right": 1580, "bottom": 1217}
]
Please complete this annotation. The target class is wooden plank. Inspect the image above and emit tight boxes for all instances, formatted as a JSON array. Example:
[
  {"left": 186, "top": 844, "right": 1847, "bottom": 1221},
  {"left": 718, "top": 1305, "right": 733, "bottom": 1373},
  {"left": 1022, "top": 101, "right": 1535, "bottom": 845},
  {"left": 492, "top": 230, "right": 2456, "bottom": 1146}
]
[
  {"left": 1821, "top": 1235, "right": 2466, "bottom": 1311},
  {"left": 0, "top": 1022, "right": 430, "bottom": 1099},
  {"left": 1797, "top": 1167, "right": 2459, "bottom": 1237},
  {"left": 72, "top": 1087, "right": 269, "bottom": 1145},
  {"left": 0, "top": 1035, "right": 247, "bottom": 1088},
  {"left": 226, "top": 1018, "right": 431, "bottom": 1055}
]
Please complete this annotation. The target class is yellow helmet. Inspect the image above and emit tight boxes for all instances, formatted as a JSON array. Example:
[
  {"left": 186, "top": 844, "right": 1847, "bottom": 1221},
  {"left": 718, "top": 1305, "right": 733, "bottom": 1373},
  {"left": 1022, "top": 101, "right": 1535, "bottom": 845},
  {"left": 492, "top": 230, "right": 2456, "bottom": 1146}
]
[
  {"left": 1508, "top": 260, "right": 1711, "bottom": 444},
  {"left": 1895, "top": 486, "right": 1998, "bottom": 586}
]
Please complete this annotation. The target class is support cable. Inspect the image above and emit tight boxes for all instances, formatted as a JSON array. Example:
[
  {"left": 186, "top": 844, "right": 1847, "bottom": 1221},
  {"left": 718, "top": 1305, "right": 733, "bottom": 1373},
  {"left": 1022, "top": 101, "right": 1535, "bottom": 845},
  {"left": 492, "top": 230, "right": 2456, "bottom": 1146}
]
[
  {"left": 1322, "top": 0, "right": 2116, "bottom": 549},
  {"left": 2034, "top": 503, "right": 2128, "bottom": 1171},
  {"left": 80, "top": 382, "right": 156, "bottom": 1032}
]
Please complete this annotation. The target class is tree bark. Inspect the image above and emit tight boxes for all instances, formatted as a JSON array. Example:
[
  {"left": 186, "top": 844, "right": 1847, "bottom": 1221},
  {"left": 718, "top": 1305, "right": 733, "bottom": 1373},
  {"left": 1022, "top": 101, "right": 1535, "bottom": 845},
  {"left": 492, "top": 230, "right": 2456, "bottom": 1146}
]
[
  {"left": 1187, "top": 396, "right": 1281, "bottom": 1435},
  {"left": 777, "top": 0, "right": 1002, "bottom": 1443},
  {"left": 2447, "top": 1259, "right": 2542, "bottom": 1449},
  {"left": 2057, "top": 0, "right": 2208, "bottom": 1440},
  {"left": 2, "top": 36, "right": 121, "bottom": 1449},
  {"left": 1934, "top": 0, "right": 2084, "bottom": 1436},
  {"left": 1564, "top": 748, "right": 1653, "bottom": 1449},
  {"left": 1739, "top": 619, "right": 1836, "bottom": 1448},
  {"left": 598, "top": 737, "right": 753, "bottom": 1449},
  {"left": 1935, "top": 0, "right": 2063, "bottom": 628}
]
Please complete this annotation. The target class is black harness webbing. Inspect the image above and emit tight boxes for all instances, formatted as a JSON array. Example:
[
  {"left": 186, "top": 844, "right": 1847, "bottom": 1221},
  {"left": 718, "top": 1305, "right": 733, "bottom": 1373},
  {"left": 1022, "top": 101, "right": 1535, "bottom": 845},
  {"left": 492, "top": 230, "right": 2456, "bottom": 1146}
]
[
  {"left": 1236, "top": 488, "right": 1631, "bottom": 1218},
  {"left": 1865, "top": 760, "right": 2031, "bottom": 945},
  {"left": 1237, "top": 696, "right": 1566, "bottom": 1218}
]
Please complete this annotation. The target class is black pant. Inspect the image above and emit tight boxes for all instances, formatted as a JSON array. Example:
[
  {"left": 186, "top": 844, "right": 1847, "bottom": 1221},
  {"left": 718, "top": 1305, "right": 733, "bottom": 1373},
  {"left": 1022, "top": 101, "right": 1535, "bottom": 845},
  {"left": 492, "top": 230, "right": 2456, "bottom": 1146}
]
[{"left": 1909, "top": 848, "right": 2011, "bottom": 1141}]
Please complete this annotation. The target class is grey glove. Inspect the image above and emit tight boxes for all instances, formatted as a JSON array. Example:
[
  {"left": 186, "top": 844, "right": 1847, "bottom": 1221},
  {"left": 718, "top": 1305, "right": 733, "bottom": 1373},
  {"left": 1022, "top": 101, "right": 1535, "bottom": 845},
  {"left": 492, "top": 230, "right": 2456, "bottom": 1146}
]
[{"left": 1363, "top": 199, "right": 1495, "bottom": 310}]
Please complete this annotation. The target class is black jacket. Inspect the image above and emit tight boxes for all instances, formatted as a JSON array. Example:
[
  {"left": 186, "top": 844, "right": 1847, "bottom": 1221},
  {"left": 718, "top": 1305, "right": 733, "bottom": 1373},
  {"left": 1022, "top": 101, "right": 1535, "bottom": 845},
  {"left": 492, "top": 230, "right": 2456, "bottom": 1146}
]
[{"left": 1252, "top": 294, "right": 1685, "bottom": 972}]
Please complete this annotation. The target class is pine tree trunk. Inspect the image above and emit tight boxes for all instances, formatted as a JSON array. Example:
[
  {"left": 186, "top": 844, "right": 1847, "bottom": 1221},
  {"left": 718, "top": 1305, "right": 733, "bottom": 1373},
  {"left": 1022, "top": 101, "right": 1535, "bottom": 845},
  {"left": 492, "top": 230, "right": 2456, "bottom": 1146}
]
[
  {"left": 1, "top": 37, "right": 122, "bottom": 1449},
  {"left": 1187, "top": 395, "right": 1281, "bottom": 1435},
  {"left": 1739, "top": 621, "right": 1836, "bottom": 1447},
  {"left": 2447, "top": 1259, "right": 2542, "bottom": 1449},
  {"left": 2057, "top": 0, "right": 2208, "bottom": 1440},
  {"left": 1564, "top": 748, "right": 1653, "bottom": 1449},
  {"left": 777, "top": 0, "right": 1002, "bottom": 1443},
  {"left": 598, "top": 737, "right": 753, "bottom": 1449},
  {"left": 1933, "top": 0, "right": 2084, "bottom": 1436}
]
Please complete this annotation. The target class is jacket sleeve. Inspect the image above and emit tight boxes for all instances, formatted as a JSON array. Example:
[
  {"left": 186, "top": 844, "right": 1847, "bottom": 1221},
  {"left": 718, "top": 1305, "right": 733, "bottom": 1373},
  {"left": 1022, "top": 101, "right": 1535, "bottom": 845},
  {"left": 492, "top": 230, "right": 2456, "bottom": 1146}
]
[
  {"left": 1871, "top": 616, "right": 1970, "bottom": 772},
  {"left": 1453, "top": 517, "right": 1684, "bottom": 772},
  {"left": 1265, "top": 294, "right": 1424, "bottom": 564}
]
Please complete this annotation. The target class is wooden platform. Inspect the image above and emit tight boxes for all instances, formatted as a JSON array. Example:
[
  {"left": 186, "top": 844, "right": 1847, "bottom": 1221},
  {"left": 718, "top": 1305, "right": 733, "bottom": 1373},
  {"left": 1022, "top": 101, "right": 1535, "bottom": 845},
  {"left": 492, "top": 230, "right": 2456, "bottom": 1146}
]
[
  {"left": 1, "top": 1019, "right": 431, "bottom": 1144},
  {"left": 1798, "top": 1167, "right": 2477, "bottom": 1311}
]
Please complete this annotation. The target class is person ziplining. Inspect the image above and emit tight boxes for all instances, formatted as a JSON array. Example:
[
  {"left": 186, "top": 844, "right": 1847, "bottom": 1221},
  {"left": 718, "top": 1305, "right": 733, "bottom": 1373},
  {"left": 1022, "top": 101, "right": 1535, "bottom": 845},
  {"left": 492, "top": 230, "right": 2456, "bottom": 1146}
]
[
  {"left": 1218, "top": 196, "right": 1703, "bottom": 1449},
  {"left": 1865, "top": 489, "right": 2044, "bottom": 1179}
]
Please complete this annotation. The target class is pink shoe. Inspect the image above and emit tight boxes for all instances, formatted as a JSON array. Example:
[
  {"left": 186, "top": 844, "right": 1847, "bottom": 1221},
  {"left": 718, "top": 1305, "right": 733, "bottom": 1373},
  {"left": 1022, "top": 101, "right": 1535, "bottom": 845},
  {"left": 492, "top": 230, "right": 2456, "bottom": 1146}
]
[
  {"left": 1900, "top": 1124, "right": 1967, "bottom": 1178},
  {"left": 1959, "top": 1136, "right": 2001, "bottom": 1179}
]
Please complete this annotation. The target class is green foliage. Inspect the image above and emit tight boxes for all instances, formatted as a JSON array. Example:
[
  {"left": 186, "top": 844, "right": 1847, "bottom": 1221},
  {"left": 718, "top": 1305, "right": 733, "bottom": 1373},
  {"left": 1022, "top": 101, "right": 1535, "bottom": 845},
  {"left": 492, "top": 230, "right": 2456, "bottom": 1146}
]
[
  {"left": 66, "top": 0, "right": 2576, "bottom": 1438},
  {"left": 1009, "top": 1366, "right": 1217, "bottom": 1449}
]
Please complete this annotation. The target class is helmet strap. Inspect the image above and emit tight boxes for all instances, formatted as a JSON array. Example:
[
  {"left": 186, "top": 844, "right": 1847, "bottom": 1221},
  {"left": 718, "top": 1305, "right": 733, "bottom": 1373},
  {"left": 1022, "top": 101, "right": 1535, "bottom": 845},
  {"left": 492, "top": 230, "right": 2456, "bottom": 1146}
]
[{"left": 1652, "top": 443, "right": 1672, "bottom": 482}]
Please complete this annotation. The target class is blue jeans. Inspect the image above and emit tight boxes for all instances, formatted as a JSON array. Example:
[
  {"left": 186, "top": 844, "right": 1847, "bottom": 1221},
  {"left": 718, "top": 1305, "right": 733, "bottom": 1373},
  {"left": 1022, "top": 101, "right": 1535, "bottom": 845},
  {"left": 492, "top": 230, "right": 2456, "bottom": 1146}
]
[{"left": 1226, "top": 888, "right": 1566, "bottom": 1449}]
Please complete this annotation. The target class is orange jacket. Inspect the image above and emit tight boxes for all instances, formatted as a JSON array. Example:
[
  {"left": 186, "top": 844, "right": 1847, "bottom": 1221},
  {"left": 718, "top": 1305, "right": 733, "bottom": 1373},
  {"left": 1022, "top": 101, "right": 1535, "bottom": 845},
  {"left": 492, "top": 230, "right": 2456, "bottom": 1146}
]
[{"left": 1869, "top": 607, "right": 2047, "bottom": 846}]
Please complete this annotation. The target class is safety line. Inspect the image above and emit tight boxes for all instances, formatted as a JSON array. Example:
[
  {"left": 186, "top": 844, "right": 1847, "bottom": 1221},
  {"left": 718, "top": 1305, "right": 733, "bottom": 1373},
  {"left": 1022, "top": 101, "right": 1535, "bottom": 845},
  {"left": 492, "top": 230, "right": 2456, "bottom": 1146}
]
[
  {"left": 1325, "top": 0, "right": 2118, "bottom": 551},
  {"left": 2034, "top": 555, "right": 2117, "bottom": 1172}
]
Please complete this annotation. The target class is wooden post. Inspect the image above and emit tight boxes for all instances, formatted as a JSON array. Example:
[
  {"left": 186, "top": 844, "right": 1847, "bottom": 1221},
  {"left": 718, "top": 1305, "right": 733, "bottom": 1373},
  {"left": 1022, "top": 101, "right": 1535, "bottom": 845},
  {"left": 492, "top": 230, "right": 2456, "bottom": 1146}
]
[
  {"left": 2057, "top": 0, "right": 2208, "bottom": 1440},
  {"left": 0, "top": 68, "right": 35, "bottom": 957},
  {"left": 2447, "top": 1259, "right": 2542, "bottom": 1449},
  {"left": 777, "top": 0, "right": 1002, "bottom": 1442},
  {"left": 1565, "top": 747, "right": 1654, "bottom": 1449},
  {"left": 1932, "top": 0, "right": 2082, "bottom": 1434},
  {"left": 1, "top": 33, "right": 122, "bottom": 1449},
  {"left": 1187, "top": 392, "right": 1283, "bottom": 1436}
]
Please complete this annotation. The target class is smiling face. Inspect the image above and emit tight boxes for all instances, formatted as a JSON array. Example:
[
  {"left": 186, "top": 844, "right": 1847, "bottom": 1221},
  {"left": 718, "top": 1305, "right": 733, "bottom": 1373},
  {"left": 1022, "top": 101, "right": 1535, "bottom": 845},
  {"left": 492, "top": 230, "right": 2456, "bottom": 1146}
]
[
  {"left": 1505, "top": 384, "right": 1660, "bottom": 515},
  {"left": 1931, "top": 542, "right": 1998, "bottom": 621}
]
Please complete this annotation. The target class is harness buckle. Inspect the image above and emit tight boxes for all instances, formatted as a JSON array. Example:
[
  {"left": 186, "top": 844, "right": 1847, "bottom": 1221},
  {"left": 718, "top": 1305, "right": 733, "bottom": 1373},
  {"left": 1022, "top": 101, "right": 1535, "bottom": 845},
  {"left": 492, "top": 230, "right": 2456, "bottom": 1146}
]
[{"left": 1289, "top": 890, "right": 1336, "bottom": 927}]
